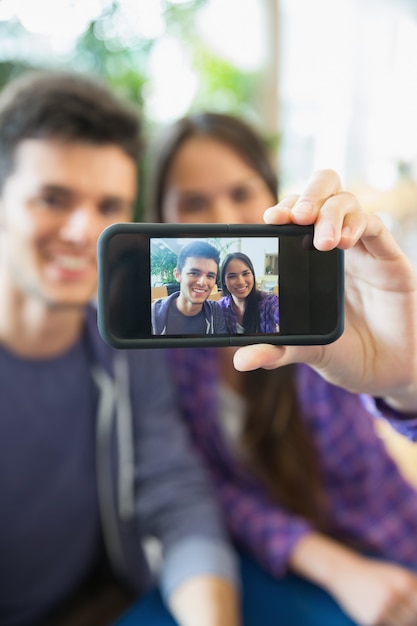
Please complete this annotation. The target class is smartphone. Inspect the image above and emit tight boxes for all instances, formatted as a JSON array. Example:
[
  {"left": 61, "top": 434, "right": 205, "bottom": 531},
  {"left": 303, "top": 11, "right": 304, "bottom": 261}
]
[{"left": 97, "top": 222, "right": 344, "bottom": 348}]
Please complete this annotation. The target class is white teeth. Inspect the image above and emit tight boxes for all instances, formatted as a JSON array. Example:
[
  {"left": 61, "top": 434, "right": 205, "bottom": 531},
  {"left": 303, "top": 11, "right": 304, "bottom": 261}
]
[{"left": 55, "top": 255, "right": 89, "bottom": 270}]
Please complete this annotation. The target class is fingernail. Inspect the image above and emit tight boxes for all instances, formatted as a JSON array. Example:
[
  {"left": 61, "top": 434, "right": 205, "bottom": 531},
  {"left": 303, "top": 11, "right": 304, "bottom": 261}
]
[
  {"left": 315, "top": 222, "right": 335, "bottom": 244},
  {"left": 264, "top": 206, "right": 277, "bottom": 222},
  {"left": 291, "top": 201, "right": 314, "bottom": 218}
]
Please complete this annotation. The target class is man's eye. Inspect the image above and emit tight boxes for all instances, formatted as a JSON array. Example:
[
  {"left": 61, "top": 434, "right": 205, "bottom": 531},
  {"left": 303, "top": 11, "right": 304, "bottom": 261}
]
[
  {"left": 37, "top": 195, "right": 68, "bottom": 209},
  {"left": 230, "top": 186, "right": 252, "bottom": 203}
]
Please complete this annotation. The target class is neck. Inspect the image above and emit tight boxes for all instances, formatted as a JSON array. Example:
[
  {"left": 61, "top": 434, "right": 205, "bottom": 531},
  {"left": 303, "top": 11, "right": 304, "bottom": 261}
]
[
  {"left": 232, "top": 295, "right": 246, "bottom": 308},
  {"left": 0, "top": 278, "right": 85, "bottom": 358},
  {"left": 176, "top": 293, "right": 204, "bottom": 317},
  {"left": 231, "top": 296, "right": 246, "bottom": 323}
]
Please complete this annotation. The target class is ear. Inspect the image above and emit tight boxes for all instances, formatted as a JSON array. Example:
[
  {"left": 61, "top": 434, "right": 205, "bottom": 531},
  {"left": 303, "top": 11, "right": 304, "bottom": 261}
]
[{"left": 174, "top": 267, "right": 181, "bottom": 283}]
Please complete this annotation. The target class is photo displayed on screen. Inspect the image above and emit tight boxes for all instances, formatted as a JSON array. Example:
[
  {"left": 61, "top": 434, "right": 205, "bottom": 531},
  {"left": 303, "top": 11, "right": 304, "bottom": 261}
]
[{"left": 150, "top": 236, "right": 280, "bottom": 336}]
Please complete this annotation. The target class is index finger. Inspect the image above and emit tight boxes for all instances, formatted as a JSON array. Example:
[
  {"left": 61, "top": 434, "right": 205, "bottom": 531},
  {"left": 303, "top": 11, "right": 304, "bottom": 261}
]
[
  {"left": 290, "top": 168, "right": 343, "bottom": 224},
  {"left": 264, "top": 169, "right": 343, "bottom": 226}
]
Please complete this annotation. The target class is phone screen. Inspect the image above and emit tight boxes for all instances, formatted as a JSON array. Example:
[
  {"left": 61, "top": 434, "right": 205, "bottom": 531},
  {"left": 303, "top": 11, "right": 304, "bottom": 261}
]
[{"left": 97, "top": 223, "right": 344, "bottom": 348}]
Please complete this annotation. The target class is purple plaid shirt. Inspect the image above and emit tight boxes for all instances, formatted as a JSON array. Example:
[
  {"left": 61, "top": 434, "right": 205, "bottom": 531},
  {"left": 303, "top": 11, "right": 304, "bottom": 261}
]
[
  {"left": 168, "top": 348, "right": 417, "bottom": 577},
  {"left": 217, "top": 291, "right": 279, "bottom": 333}
]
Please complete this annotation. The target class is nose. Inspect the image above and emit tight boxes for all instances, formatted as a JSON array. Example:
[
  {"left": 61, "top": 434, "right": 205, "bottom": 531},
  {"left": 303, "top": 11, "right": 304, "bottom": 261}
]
[
  {"left": 196, "top": 274, "right": 207, "bottom": 286},
  {"left": 209, "top": 197, "right": 242, "bottom": 224},
  {"left": 59, "top": 206, "right": 101, "bottom": 244}
]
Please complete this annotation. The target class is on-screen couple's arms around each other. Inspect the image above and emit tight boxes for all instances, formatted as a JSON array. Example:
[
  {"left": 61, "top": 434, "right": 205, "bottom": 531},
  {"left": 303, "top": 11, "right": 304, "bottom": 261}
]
[
  {"left": 211, "top": 301, "right": 228, "bottom": 334},
  {"left": 234, "top": 169, "right": 417, "bottom": 415},
  {"left": 217, "top": 296, "right": 236, "bottom": 334},
  {"left": 290, "top": 532, "right": 417, "bottom": 626},
  {"left": 129, "top": 349, "right": 240, "bottom": 626}
]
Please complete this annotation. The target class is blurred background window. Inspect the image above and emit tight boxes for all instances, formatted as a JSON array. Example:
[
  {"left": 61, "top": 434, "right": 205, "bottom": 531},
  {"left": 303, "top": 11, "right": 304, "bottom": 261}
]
[
  {"left": 280, "top": 0, "right": 417, "bottom": 190},
  {"left": 1, "top": 0, "right": 417, "bottom": 264}
]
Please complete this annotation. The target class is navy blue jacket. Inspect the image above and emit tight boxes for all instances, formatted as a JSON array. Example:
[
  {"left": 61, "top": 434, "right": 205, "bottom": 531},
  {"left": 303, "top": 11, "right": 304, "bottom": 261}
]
[{"left": 152, "top": 292, "right": 227, "bottom": 335}]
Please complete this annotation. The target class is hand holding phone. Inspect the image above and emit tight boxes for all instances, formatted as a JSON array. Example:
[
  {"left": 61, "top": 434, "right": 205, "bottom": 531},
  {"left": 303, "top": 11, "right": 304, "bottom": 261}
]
[
  {"left": 226, "top": 168, "right": 417, "bottom": 411},
  {"left": 97, "top": 223, "right": 344, "bottom": 349}
]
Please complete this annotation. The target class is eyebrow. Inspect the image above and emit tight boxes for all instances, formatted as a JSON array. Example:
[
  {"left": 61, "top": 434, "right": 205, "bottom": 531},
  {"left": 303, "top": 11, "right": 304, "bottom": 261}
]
[
  {"left": 178, "top": 176, "right": 262, "bottom": 195},
  {"left": 188, "top": 267, "right": 215, "bottom": 273},
  {"left": 40, "top": 184, "right": 74, "bottom": 197},
  {"left": 187, "top": 267, "right": 217, "bottom": 276},
  {"left": 180, "top": 191, "right": 207, "bottom": 197},
  {"left": 39, "top": 184, "right": 133, "bottom": 207},
  {"left": 226, "top": 269, "right": 251, "bottom": 276}
]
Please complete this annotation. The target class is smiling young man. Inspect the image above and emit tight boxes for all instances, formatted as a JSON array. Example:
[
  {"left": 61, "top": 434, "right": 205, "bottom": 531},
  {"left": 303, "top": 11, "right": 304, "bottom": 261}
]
[
  {"left": 152, "top": 241, "right": 227, "bottom": 335},
  {"left": 0, "top": 71, "right": 239, "bottom": 626}
]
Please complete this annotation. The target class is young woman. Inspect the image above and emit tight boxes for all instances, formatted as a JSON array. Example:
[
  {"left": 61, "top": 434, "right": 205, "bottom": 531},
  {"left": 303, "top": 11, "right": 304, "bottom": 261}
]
[
  {"left": 148, "top": 112, "right": 417, "bottom": 626},
  {"left": 219, "top": 252, "right": 279, "bottom": 334}
]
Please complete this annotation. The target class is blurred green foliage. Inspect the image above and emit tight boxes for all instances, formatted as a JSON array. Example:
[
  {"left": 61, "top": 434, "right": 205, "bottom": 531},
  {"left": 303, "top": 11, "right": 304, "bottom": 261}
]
[{"left": 0, "top": 0, "right": 263, "bottom": 219}]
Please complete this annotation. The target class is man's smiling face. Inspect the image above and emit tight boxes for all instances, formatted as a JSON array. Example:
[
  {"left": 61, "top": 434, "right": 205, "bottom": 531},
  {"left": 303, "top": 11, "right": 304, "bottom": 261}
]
[
  {"left": 175, "top": 256, "right": 218, "bottom": 310},
  {"left": 0, "top": 138, "right": 136, "bottom": 309}
]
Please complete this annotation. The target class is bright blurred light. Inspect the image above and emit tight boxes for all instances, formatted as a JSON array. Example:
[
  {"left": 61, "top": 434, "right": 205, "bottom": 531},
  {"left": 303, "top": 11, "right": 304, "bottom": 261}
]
[
  {"left": 144, "top": 36, "right": 198, "bottom": 122},
  {"left": 196, "top": 0, "right": 265, "bottom": 70},
  {"left": 368, "top": 160, "right": 398, "bottom": 190},
  {"left": 5, "top": 0, "right": 165, "bottom": 45},
  {"left": 118, "top": 0, "right": 165, "bottom": 40},
  {"left": 280, "top": 0, "right": 417, "bottom": 189},
  {"left": 280, "top": 0, "right": 355, "bottom": 183},
  {"left": 289, "top": 110, "right": 317, "bottom": 139},
  {"left": 0, "top": 0, "right": 14, "bottom": 21},
  {"left": 166, "top": 0, "right": 193, "bottom": 4},
  {"left": 13, "top": 0, "right": 106, "bottom": 38}
]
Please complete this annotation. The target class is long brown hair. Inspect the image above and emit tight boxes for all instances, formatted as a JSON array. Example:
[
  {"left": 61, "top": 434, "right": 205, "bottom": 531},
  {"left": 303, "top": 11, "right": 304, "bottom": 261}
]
[
  {"left": 241, "top": 365, "right": 327, "bottom": 529},
  {"left": 221, "top": 252, "right": 262, "bottom": 334},
  {"left": 151, "top": 111, "right": 326, "bottom": 528}
]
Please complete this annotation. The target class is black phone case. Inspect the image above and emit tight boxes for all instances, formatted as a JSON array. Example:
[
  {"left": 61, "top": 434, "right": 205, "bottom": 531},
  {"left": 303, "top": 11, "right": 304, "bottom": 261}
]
[{"left": 97, "top": 222, "right": 344, "bottom": 349}]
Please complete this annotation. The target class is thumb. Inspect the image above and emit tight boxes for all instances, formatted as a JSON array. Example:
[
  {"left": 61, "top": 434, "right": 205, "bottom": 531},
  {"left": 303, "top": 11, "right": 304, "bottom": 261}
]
[
  {"left": 233, "top": 344, "right": 286, "bottom": 371},
  {"left": 233, "top": 343, "right": 324, "bottom": 371}
]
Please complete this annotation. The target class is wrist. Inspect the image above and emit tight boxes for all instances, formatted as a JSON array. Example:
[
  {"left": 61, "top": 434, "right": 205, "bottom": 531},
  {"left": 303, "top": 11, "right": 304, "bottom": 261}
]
[
  {"left": 168, "top": 576, "right": 240, "bottom": 626},
  {"left": 289, "top": 533, "right": 361, "bottom": 593}
]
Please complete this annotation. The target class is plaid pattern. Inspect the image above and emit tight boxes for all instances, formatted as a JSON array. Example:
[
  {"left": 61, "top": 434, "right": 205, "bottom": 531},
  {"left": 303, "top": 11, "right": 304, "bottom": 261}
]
[
  {"left": 168, "top": 348, "right": 417, "bottom": 577},
  {"left": 218, "top": 292, "right": 279, "bottom": 333}
]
